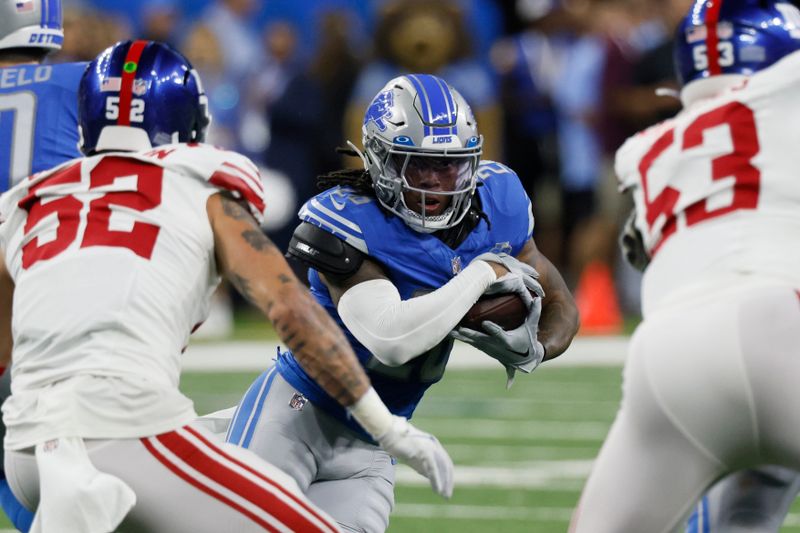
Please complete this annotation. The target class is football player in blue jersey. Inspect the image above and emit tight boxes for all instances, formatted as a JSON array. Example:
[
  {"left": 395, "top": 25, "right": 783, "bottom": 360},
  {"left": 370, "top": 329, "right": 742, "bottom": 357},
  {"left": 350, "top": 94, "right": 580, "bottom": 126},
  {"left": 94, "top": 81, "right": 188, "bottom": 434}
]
[
  {"left": 0, "top": 2, "right": 82, "bottom": 530},
  {"left": 224, "top": 74, "right": 579, "bottom": 532}
]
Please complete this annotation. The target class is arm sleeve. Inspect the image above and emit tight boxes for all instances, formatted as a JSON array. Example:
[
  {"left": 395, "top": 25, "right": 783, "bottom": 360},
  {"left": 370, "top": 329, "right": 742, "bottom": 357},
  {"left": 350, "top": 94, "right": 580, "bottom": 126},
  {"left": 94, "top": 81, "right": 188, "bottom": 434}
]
[{"left": 337, "top": 261, "right": 497, "bottom": 367}]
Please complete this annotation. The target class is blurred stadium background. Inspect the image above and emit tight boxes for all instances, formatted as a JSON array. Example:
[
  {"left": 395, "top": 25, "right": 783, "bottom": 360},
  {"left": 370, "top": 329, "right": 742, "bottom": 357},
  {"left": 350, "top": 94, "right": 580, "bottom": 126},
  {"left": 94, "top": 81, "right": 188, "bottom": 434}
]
[{"left": 9, "top": 0, "right": 799, "bottom": 530}]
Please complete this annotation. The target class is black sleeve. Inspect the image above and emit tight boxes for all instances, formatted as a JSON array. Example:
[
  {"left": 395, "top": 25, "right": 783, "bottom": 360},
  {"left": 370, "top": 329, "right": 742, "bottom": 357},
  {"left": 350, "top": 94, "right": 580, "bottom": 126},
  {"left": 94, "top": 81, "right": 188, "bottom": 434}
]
[{"left": 285, "top": 222, "right": 365, "bottom": 280}]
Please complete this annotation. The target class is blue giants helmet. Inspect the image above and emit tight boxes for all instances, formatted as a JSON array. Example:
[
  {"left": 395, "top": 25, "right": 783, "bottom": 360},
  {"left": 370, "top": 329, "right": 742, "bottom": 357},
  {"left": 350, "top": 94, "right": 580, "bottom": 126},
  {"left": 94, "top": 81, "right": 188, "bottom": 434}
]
[
  {"left": 675, "top": 0, "right": 800, "bottom": 86},
  {"left": 360, "top": 74, "right": 483, "bottom": 233},
  {"left": 78, "top": 40, "right": 210, "bottom": 155}
]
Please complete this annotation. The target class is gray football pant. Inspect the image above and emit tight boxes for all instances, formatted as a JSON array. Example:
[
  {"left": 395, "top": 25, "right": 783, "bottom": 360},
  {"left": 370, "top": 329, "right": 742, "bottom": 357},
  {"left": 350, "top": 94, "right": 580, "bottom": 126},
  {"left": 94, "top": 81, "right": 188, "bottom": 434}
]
[
  {"left": 226, "top": 368, "right": 395, "bottom": 533},
  {"left": 687, "top": 465, "right": 800, "bottom": 532}
]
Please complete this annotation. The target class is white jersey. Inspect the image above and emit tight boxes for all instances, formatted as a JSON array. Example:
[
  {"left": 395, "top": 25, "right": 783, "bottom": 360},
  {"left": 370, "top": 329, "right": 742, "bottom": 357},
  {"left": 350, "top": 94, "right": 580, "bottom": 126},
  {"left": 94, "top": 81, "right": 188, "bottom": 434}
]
[
  {"left": 0, "top": 143, "right": 266, "bottom": 449},
  {"left": 616, "top": 50, "right": 800, "bottom": 316}
]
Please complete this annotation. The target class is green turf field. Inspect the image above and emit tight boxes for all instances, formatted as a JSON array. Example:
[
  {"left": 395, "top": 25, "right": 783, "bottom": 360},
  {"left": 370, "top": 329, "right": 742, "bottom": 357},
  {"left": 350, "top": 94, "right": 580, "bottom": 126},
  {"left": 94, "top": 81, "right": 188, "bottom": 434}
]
[
  {"left": 181, "top": 366, "right": 800, "bottom": 533},
  {"left": 2, "top": 365, "right": 799, "bottom": 532}
]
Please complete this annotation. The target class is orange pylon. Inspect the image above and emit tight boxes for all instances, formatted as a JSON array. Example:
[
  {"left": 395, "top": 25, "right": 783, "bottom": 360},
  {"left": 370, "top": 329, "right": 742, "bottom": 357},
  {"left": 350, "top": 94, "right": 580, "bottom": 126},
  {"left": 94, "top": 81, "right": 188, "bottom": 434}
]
[{"left": 574, "top": 260, "right": 623, "bottom": 335}]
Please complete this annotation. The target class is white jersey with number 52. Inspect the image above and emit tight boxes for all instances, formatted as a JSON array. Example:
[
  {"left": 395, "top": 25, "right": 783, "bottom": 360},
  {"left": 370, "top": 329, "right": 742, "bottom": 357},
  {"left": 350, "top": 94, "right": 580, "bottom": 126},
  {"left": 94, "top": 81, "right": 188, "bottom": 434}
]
[
  {"left": 0, "top": 143, "right": 265, "bottom": 449},
  {"left": 616, "top": 50, "right": 800, "bottom": 316}
]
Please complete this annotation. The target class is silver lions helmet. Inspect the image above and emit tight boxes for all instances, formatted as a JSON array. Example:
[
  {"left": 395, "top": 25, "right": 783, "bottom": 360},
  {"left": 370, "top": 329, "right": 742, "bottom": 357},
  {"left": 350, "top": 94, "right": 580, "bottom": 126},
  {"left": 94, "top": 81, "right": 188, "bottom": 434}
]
[
  {"left": 359, "top": 74, "right": 483, "bottom": 233},
  {"left": 0, "top": 0, "right": 63, "bottom": 52}
]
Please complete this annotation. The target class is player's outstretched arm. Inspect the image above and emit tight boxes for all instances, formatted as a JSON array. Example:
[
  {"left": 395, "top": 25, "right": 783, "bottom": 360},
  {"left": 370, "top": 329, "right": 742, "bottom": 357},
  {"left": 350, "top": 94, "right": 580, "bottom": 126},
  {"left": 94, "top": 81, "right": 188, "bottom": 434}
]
[
  {"left": 207, "top": 192, "right": 370, "bottom": 406},
  {"left": 207, "top": 193, "right": 455, "bottom": 497},
  {"left": 516, "top": 238, "right": 579, "bottom": 361},
  {"left": 0, "top": 253, "right": 13, "bottom": 369}
]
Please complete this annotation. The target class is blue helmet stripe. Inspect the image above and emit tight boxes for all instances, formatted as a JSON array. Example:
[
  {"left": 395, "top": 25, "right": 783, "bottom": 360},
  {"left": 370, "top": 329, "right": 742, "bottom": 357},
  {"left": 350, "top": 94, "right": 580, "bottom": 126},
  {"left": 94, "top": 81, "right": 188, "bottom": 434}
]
[
  {"left": 418, "top": 74, "right": 453, "bottom": 137},
  {"left": 50, "top": 0, "right": 62, "bottom": 29},
  {"left": 407, "top": 74, "right": 432, "bottom": 136},
  {"left": 432, "top": 75, "right": 457, "bottom": 136},
  {"left": 40, "top": 0, "right": 46, "bottom": 28}
]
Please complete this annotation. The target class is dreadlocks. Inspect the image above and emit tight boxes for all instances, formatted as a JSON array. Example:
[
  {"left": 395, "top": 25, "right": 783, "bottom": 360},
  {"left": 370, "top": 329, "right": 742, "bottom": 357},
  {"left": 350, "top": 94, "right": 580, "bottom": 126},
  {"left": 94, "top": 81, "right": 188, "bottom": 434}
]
[{"left": 316, "top": 147, "right": 375, "bottom": 195}]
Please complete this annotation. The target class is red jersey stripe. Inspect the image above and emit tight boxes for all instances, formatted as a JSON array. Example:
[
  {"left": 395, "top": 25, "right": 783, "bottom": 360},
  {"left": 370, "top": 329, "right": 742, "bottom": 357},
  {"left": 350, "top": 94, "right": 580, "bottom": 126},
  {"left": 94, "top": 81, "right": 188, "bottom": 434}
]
[
  {"left": 209, "top": 170, "right": 266, "bottom": 214},
  {"left": 222, "top": 161, "right": 264, "bottom": 192}
]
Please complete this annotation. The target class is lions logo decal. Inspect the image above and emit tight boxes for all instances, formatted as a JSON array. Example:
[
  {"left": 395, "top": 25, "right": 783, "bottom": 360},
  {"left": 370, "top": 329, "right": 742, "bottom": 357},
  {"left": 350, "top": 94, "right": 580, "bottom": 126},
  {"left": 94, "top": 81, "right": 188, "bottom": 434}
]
[{"left": 364, "top": 90, "right": 393, "bottom": 132}]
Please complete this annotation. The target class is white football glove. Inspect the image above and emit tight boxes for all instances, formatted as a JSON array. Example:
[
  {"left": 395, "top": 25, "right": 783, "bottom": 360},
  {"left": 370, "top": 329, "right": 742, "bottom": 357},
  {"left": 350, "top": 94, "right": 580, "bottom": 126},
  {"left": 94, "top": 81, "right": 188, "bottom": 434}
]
[{"left": 377, "top": 415, "right": 454, "bottom": 499}]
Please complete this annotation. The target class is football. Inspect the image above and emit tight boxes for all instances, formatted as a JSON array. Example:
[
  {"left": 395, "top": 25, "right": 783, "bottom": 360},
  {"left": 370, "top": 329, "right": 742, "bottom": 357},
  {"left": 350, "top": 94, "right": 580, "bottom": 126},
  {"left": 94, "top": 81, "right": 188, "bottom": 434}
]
[{"left": 458, "top": 290, "right": 536, "bottom": 332}]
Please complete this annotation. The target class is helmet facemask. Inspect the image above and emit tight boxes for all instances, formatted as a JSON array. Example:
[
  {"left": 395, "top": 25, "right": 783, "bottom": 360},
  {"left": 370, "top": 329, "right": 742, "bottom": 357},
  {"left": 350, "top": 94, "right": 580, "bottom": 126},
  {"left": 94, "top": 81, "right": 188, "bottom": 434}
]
[{"left": 367, "top": 137, "right": 480, "bottom": 232}]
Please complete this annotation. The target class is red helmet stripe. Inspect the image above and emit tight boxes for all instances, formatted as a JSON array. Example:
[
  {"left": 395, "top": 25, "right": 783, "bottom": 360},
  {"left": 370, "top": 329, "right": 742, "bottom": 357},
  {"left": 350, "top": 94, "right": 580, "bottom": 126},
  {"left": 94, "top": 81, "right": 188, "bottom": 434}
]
[
  {"left": 705, "top": 0, "right": 723, "bottom": 75},
  {"left": 117, "top": 40, "right": 148, "bottom": 126}
]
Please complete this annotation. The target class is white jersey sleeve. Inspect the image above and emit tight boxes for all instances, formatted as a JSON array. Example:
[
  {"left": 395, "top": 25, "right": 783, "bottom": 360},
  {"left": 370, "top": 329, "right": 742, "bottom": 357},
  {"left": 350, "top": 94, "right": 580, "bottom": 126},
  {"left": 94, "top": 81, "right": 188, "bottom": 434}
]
[
  {"left": 0, "top": 143, "right": 265, "bottom": 449},
  {"left": 615, "top": 50, "right": 800, "bottom": 315}
]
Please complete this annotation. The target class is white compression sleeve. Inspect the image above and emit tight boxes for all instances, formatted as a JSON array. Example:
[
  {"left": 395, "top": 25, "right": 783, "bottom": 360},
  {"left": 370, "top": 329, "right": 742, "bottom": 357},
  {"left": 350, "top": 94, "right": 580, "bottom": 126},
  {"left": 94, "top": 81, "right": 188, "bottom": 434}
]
[{"left": 337, "top": 260, "right": 497, "bottom": 366}]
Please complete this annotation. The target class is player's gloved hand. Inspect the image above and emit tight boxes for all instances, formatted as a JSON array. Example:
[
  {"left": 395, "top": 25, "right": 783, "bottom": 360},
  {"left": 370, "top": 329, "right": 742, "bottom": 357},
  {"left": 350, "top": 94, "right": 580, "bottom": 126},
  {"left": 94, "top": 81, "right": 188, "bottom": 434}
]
[
  {"left": 620, "top": 209, "right": 650, "bottom": 272},
  {"left": 473, "top": 252, "right": 539, "bottom": 280},
  {"left": 450, "top": 273, "right": 545, "bottom": 388},
  {"left": 377, "top": 416, "right": 454, "bottom": 499}
]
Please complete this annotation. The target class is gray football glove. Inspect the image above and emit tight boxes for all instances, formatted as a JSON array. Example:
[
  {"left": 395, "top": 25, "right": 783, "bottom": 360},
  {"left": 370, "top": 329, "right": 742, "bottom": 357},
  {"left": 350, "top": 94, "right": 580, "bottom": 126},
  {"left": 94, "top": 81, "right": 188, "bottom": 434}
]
[
  {"left": 473, "top": 252, "right": 539, "bottom": 280},
  {"left": 451, "top": 271, "right": 545, "bottom": 388},
  {"left": 620, "top": 209, "right": 650, "bottom": 272},
  {"left": 377, "top": 415, "right": 454, "bottom": 498}
]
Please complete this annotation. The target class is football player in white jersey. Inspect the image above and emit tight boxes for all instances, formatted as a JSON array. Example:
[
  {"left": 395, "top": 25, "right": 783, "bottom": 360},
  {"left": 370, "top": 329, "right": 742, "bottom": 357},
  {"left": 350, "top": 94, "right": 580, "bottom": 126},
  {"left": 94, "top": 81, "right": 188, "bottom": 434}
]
[
  {"left": 569, "top": 1, "right": 800, "bottom": 532},
  {"left": 0, "top": 40, "right": 454, "bottom": 533}
]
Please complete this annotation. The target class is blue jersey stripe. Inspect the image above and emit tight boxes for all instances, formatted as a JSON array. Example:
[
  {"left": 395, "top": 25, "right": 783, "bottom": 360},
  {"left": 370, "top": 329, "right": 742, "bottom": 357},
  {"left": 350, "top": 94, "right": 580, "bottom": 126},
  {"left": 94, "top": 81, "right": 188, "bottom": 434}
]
[
  {"left": 225, "top": 367, "right": 277, "bottom": 447},
  {"left": 302, "top": 201, "right": 365, "bottom": 240}
]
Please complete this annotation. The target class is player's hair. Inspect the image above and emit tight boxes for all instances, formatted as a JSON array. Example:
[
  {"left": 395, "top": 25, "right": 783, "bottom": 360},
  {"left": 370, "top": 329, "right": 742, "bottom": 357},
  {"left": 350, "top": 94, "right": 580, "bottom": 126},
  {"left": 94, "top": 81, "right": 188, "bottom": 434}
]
[{"left": 316, "top": 147, "right": 376, "bottom": 196}]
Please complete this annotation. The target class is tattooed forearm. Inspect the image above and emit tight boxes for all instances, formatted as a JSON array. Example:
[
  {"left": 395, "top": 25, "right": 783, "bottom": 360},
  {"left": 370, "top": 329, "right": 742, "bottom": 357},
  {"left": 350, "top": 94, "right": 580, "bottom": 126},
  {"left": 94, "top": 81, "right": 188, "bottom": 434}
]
[
  {"left": 229, "top": 272, "right": 254, "bottom": 304},
  {"left": 270, "top": 293, "right": 370, "bottom": 406},
  {"left": 241, "top": 229, "right": 276, "bottom": 252}
]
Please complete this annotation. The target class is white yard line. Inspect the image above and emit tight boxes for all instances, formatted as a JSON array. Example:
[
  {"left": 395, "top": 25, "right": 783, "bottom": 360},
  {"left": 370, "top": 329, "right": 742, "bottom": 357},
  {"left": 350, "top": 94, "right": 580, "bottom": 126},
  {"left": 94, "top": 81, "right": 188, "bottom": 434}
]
[
  {"left": 395, "top": 461, "right": 593, "bottom": 490},
  {"left": 182, "top": 336, "right": 629, "bottom": 371},
  {"left": 393, "top": 503, "right": 575, "bottom": 521}
]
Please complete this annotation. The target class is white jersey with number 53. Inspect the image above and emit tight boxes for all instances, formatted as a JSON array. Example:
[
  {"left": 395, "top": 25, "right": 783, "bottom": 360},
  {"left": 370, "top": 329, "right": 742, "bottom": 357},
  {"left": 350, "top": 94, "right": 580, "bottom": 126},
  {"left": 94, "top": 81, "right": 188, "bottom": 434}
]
[
  {"left": 0, "top": 143, "right": 265, "bottom": 449},
  {"left": 616, "top": 50, "right": 800, "bottom": 316}
]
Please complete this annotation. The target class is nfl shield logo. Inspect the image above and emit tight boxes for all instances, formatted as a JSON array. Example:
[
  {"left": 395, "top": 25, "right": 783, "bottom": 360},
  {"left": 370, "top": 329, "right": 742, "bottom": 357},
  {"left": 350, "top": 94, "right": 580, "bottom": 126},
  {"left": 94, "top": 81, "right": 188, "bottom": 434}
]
[
  {"left": 451, "top": 256, "right": 462, "bottom": 275},
  {"left": 132, "top": 79, "right": 148, "bottom": 96},
  {"left": 289, "top": 393, "right": 307, "bottom": 411}
]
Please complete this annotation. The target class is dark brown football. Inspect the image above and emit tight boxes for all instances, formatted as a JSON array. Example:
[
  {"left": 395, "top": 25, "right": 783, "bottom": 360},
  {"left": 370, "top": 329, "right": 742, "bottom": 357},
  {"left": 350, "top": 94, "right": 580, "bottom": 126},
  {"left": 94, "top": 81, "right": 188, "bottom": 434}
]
[{"left": 458, "top": 290, "right": 536, "bottom": 332}]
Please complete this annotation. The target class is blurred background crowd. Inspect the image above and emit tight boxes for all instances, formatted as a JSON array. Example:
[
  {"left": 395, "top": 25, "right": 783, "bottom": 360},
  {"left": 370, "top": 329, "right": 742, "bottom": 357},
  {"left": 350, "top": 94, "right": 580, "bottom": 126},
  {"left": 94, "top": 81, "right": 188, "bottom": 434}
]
[{"left": 53, "top": 0, "right": 693, "bottom": 336}]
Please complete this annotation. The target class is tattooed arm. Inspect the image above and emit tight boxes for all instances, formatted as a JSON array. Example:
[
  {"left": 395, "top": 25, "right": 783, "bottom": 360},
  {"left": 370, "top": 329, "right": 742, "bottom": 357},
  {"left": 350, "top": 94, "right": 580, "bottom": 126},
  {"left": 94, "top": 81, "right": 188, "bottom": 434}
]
[
  {"left": 206, "top": 192, "right": 456, "bottom": 498},
  {"left": 206, "top": 192, "right": 369, "bottom": 406},
  {"left": 516, "top": 238, "right": 579, "bottom": 360}
]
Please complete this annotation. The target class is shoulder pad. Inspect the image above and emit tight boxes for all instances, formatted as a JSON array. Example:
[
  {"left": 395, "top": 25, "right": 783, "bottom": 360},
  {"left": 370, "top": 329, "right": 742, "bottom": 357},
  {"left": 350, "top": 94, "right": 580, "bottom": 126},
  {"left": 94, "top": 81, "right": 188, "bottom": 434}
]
[
  {"left": 286, "top": 222, "right": 364, "bottom": 279},
  {"left": 141, "top": 144, "right": 266, "bottom": 223},
  {"left": 298, "top": 188, "right": 371, "bottom": 254}
]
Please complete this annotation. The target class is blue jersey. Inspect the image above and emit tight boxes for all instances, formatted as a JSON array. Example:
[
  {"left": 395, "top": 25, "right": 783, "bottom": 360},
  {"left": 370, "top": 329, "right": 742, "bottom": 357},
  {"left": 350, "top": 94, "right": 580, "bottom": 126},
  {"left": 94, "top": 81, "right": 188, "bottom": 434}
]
[
  {"left": 0, "top": 62, "right": 85, "bottom": 191},
  {"left": 276, "top": 161, "right": 535, "bottom": 438}
]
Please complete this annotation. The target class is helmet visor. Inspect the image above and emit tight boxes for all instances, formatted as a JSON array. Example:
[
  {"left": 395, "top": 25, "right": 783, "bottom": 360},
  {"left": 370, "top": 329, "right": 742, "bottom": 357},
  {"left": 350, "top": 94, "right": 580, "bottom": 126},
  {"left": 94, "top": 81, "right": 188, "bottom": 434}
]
[{"left": 383, "top": 151, "right": 478, "bottom": 227}]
